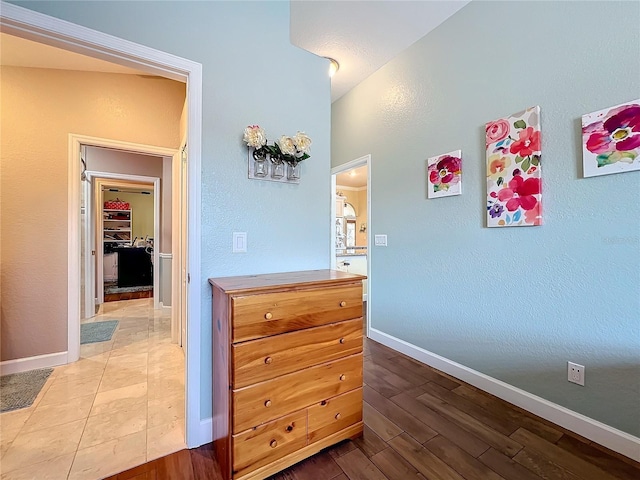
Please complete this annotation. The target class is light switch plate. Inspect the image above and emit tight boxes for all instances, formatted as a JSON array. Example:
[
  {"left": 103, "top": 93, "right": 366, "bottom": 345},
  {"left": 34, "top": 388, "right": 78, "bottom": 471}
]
[
  {"left": 374, "top": 234, "right": 388, "bottom": 246},
  {"left": 233, "top": 232, "right": 247, "bottom": 253}
]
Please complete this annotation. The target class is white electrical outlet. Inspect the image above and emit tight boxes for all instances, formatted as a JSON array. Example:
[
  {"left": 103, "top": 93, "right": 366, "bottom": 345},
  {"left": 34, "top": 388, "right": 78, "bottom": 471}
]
[{"left": 568, "top": 361, "right": 585, "bottom": 386}]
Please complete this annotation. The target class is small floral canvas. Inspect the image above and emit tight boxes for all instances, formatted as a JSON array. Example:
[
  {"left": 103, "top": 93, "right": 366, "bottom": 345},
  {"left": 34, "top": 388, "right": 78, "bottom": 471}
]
[
  {"left": 427, "top": 150, "right": 462, "bottom": 199},
  {"left": 486, "top": 106, "right": 542, "bottom": 227},
  {"left": 582, "top": 99, "right": 640, "bottom": 178}
]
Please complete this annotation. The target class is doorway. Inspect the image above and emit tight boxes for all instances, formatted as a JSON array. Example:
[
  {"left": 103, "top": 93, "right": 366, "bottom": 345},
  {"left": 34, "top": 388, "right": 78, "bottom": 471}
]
[
  {"left": 0, "top": 3, "right": 203, "bottom": 448},
  {"left": 84, "top": 171, "right": 161, "bottom": 313},
  {"left": 99, "top": 182, "right": 156, "bottom": 305},
  {"left": 80, "top": 146, "right": 169, "bottom": 317},
  {"left": 331, "top": 155, "right": 371, "bottom": 336}
]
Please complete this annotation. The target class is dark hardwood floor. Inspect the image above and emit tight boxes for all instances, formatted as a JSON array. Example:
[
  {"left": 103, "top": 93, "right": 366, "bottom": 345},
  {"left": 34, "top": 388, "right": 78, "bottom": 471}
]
[{"left": 106, "top": 338, "right": 640, "bottom": 480}]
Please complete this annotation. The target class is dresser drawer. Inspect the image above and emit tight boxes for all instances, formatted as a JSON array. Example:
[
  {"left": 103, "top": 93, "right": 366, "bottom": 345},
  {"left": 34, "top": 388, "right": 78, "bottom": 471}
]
[
  {"left": 231, "top": 285, "right": 362, "bottom": 342},
  {"left": 232, "top": 318, "right": 363, "bottom": 388},
  {"left": 232, "top": 410, "right": 307, "bottom": 478},
  {"left": 308, "top": 388, "right": 363, "bottom": 444},
  {"left": 233, "top": 353, "right": 363, "bottom": 433}
]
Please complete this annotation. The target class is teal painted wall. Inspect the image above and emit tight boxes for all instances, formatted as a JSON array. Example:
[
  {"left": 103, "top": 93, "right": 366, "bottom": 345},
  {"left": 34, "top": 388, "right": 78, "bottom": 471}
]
[
  {"left": 332, "top": 1, "right": 640, "bottom": 435},
  {"left": 15, "top": 1, "right": 331, "bottom": 419}
]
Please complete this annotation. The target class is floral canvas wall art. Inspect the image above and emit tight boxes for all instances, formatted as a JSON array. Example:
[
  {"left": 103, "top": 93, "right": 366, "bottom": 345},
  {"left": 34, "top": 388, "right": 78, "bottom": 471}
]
[
  {"left": 486, "top": 106, "right": 542, "bottom": 227},
  {"left": 582, "top": 99, "right": 640, "bottom": 178},
  {"left": 427, "top": 150, "right": 462, "bottom": 199}
]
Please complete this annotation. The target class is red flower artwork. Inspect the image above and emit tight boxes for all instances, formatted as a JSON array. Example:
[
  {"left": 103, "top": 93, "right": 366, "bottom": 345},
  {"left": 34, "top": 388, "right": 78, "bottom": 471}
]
[
  {"left": 486, "top": 106, "right": 542, "bottom": 227},
  {"left": 584, "top": 104, "right": 640, "bottom": 154},
  {"left": 497, "top": 175, "right": 540, "bottom": 212},
  {"left": 509, "top": 126, "right": 541, "bottom": 157}
]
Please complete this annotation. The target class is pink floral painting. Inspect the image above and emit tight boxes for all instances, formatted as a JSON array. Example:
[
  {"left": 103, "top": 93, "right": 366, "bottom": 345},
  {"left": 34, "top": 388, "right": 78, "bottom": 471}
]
[
  {"left": 486, "top": 106, "right": 542, "bottom": 227},
  {"left": 427, "top": 150, "right": 462, "bottom": 199},
  {"left": 582, "top": 99, "right": 640, "bottom": 177}
]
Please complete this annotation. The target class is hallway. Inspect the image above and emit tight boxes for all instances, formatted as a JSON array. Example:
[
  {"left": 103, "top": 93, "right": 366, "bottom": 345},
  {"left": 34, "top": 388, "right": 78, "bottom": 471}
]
[{"left": 0, "top": 299, "right": 185, "bottom": 479}]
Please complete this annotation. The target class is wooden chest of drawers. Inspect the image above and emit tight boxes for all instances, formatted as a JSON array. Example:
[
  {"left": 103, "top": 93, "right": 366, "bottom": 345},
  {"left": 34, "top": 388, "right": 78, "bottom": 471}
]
[{"left": 210, "top": 270, "right": 366, "bottom": 480}]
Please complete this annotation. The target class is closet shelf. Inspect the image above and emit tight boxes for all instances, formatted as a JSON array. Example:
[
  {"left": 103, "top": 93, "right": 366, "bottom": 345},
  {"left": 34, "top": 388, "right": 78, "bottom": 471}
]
[{"left": 103, "top": 206, "right": 132, "bottom": 247}]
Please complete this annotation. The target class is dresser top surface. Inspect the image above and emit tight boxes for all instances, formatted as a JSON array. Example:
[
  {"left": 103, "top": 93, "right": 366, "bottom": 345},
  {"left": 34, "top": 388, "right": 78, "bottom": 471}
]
[{"left": 208, "top": 269, "right": 366, "bottom": 294}]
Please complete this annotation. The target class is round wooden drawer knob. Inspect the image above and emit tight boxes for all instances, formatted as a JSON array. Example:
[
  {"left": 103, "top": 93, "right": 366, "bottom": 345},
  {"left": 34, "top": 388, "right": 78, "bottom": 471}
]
[
  {"left": 264, "top": 400, "right": 272, "bottom": 407},
  {"left": 339, "top": 374, "right": 346, "bottom": 381},
  {"left": 335, "top": 413, "right": 341, "bottom": 420},
  {"left": 339, "top": 338, "right": 345, "bottom": 344},
  {"left": 270, "top": 440, "right": 277, "bottom": 448},
  {"left": 339, "top": 301, "right": 347, "bottom": 307},
  {"left": 264, "top": 312, "right": 273, "bottom": 320},
  {"left": 264, "top": 356, "right": 273, "bottom": 364}
]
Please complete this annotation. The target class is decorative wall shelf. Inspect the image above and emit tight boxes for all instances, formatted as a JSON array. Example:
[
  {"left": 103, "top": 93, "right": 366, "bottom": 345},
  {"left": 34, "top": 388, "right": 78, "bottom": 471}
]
[{"left": 247, "top": 149, "right": 301, "bottom": 184}]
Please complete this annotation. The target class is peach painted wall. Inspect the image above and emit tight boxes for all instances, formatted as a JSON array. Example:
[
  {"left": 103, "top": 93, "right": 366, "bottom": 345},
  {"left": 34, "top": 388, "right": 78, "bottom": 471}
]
[
  {"left": 356, "top": 188, "right": 368, "bottom": 247},
  {"left": 336, "top": 187, "right": 367, "bottom": 246},
  {"left": 0, "top": 66, "right": 184, "bottom": 361}
]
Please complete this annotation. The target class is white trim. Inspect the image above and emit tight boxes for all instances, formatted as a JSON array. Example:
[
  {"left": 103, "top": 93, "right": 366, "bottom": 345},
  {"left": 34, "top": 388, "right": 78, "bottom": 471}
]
[
  {"left": 159, "top": 302, "right": 172, "bottom": 314},
  {"left": 330, "top": 178, "right": 337, "bottom": 270},
  {"left": 159, "top": 253, "right": 173, "bottom": 259},
  {"left": 0, "top": 351, "right": 68, "bottom": 375},
  {"left": 84, "top": 169, "right": 161, "bottom": 309},
  {"left": 369, "top": 328, "right": 640, "bottom": 462},
  {"left": 199, "top": 417, "right": 213, "bottom": 445},
  {"left": 186, "top": 81, "right": 204, "bottom": 445},
  {"left": 331, "top": 155, "right": 371, "bottom": 338},
  {"left": 82, "top": 145, "right": 95, "bottom": 319},
  {"left": 1, "top": 2, "right": 205, "bottom": 449}
]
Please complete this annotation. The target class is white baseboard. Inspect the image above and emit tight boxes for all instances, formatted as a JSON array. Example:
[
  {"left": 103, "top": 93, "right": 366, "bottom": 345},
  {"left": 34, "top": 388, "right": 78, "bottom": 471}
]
[
  {"left": 369, "top": 328, "right": 640, "bottom": 462},
  {"left": 0, "top": 351, "right": 68, "bottom": 375},
  {"left": 158, "top": 302, "right": 171, "bottom": 313},
  {"left": 197, "top": 417, "right": 213, "bottom": 446}
]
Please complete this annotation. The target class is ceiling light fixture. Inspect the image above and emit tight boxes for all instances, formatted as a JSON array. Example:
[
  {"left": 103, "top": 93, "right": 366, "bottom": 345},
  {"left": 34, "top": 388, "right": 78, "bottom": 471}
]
[{"left": 325, "top": 57, "right": 340, "bottom": 77}]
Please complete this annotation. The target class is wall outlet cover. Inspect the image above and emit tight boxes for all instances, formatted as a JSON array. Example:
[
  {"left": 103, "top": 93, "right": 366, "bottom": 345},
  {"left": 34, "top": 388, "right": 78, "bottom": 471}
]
[
  {"left": 232, "top": 232, "right": 247, "bottom": 253},
  {"left": 374, "top": 234, "right": 388, "bottom": 246},
  {"left": 568, "top": 361, "right": 585, "bottom": 386}
]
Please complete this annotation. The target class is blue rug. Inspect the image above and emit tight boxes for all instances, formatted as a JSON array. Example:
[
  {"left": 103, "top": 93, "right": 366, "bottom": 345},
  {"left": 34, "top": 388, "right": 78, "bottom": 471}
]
[
  {"left": 81, "top": 320, "right": 119, "bottom": 344},
  {"left": 1, "top": 368, "right": 53, "bottom": 412}
]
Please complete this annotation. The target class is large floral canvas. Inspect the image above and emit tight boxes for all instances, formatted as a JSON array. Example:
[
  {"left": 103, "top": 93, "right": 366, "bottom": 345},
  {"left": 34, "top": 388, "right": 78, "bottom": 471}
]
[
  {"left": 582, "top": 99, "right": 640, "bottom": 178},
  {"left": 486, "top": 106, "right": 542, "bottom": 227},
  {"left": 427, "top": 150, "right": 462, "bottom": 198}
]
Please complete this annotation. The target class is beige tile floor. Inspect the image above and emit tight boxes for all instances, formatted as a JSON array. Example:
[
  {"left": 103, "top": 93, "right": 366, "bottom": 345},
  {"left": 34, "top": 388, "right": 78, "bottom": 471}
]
[{"left": 0, "top": 298, "right": 186, "bottom": 480}]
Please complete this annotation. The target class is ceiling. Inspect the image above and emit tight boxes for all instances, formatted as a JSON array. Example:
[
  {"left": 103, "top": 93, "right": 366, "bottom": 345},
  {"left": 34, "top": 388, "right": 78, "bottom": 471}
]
[
  {"left": 1, "top": 1, "right": 470, "bottom": 102},
  {"left": 336, "top": 165, "right": 368, "bottom": 188},
  {"left": 0, "top": 32, "right": 146, "bottom": 75},
  {"left": 291, "top": 0, "right": 470, "bottom": 102}
]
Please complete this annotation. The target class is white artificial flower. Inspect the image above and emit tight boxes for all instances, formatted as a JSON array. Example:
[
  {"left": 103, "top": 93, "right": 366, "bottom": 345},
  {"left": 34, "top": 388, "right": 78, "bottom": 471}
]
[
  {"left": 243, "top": 125, "right": 267, "bottom": 148},
  {"left": 277, "top": 135, "right": 297, "bottom": 156},
  {"left": 293, "top": 131, "right": 312, "bottom": 155}
]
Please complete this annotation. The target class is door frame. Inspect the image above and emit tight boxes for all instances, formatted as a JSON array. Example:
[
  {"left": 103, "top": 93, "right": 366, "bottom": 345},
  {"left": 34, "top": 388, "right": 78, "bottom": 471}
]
[
  {"left": 84, "top": 169, "right": 161, "bottom": 310},
  {"left": 331, "top": 154, "right": 371, "bottom": 337},
  {"left": 1, "top": 2, "right": 204, "bottom": 448}
]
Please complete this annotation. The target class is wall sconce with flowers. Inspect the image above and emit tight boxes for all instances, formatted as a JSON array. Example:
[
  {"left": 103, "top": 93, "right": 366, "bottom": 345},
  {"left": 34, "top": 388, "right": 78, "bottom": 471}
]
[{"left": 243, "top": 125, "right": 312, "bottom": 183}]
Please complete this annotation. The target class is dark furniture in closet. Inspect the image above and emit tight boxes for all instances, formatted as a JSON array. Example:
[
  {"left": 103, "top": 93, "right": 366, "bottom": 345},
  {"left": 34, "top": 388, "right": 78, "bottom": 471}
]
[{"left": 114, "top": 247, "right": 152, "bottom": 288}]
